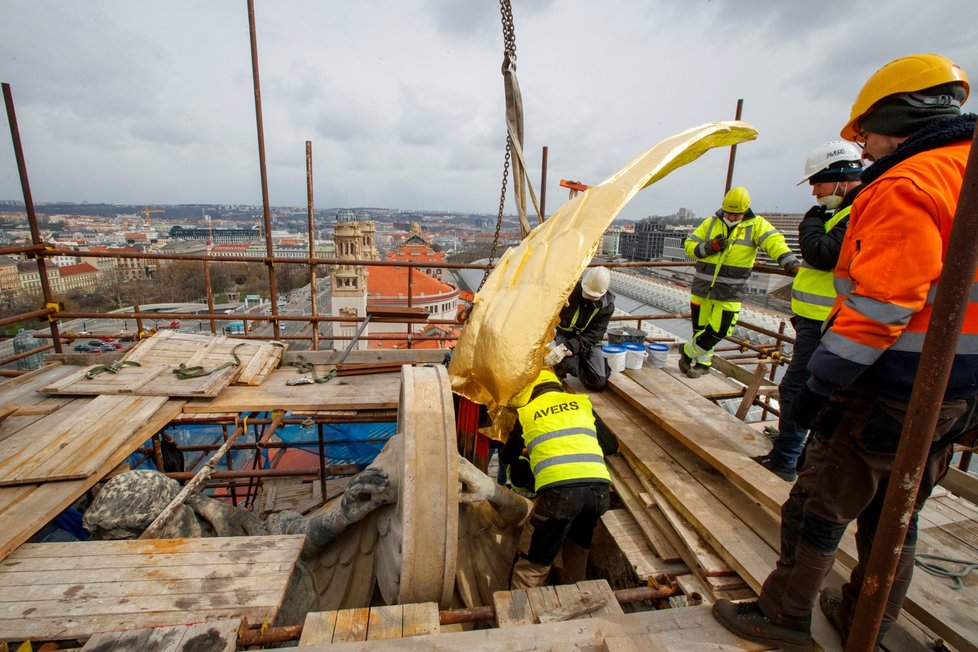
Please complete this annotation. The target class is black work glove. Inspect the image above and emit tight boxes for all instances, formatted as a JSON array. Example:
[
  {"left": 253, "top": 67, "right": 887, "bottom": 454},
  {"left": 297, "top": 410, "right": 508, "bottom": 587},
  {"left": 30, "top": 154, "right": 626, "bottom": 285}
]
[
  {"left": 710, "top": 235, "right": 728, "bottom": 252},
  {"left": 803, "top": 204, "right": 830, "bottom": 223},
  {"left": 791, "top": 384, "right": 830, "bottom": 429}
]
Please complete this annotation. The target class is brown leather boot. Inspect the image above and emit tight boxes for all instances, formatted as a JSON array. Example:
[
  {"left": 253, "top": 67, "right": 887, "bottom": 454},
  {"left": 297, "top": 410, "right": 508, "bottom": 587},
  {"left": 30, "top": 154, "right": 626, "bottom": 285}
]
[
  {"left": 560, "top": 540, "right": 590, "bottom": 585},
  {"left": 510, "top": 557, "right": 551, "bottom": 589}
]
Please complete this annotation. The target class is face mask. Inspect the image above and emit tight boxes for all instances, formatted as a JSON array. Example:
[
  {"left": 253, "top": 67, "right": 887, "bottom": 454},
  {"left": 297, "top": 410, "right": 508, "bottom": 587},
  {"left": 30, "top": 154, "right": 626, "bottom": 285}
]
[
  {"left": 722, "top": 216, "right": 741, "bottom": 227},
  {"left": 815, "top": 182, "right": 846, "bottom": 210}
]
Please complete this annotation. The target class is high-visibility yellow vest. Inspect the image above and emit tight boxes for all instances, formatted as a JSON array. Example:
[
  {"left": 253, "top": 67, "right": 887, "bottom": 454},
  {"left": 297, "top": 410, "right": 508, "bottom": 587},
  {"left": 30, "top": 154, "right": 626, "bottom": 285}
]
[
  {"left": 790, "top": 206, "right": 850, "bottom": 321},
  {"left": 516, "top": 391, "right": 610, "bottom": 491}
]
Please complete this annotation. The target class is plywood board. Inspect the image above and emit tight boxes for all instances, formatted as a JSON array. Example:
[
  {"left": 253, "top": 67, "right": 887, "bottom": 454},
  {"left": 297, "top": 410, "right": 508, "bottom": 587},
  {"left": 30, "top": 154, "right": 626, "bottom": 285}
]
[
  {"left": 0, "top": 536, "right": 303, "bottom": 641},
  {"left": 183, "top": 370, "right": 401, "bottom": 414},
  {"left": 0, "top": 399, "right": 184, "bottom": 562},
  {"left": 41, "top": 361, "right": 238, "bottom": 398},
  {"left": 0, "top": 394, "right": 170, "bottom": 485}
]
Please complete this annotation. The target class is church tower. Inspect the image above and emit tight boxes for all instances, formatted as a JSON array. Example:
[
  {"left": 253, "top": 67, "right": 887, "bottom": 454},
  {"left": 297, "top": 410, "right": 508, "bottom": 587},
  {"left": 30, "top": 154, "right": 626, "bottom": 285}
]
[{"left": 331, "top": 210, "right": 369, "bottom": 350}]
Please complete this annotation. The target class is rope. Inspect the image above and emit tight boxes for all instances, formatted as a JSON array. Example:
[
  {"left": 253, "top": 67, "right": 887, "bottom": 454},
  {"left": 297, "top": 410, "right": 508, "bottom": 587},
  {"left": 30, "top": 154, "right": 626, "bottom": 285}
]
[
  {"left": 914, "top": 552, "right": 978, "bottom": 589},
  {"left": 172, "top": 342, "right": 247, "bottom": 380},
  {"left": 85, "top": 359, "right": 141, "bottom": 380},
  {"left": 288, "top": 355, "right": 333, "bottom": 384}
]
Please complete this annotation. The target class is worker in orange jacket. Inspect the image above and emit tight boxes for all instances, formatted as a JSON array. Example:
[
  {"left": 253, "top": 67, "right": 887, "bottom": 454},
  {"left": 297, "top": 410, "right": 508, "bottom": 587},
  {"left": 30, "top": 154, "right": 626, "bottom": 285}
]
[{"left": 714, "top": 53, "right": 978, "bottom": 651}]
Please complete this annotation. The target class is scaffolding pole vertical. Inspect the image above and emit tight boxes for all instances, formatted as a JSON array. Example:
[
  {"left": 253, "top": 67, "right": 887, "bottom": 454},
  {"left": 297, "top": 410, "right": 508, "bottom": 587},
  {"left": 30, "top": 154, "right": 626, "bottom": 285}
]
[
  {"left": 724, "top": 99, "right": 744, "bottom": 194},
  {"left": 317, "top": 422, "right": 327, "bottom": 506},
  {"left": 3, "top": 82, "right": 63, "bottom": 352},
  {"left": 540, "top": 145, "right": 549, "bottom": 219},
  {"left": 246, "top": 0, "right": 280, "bottom": 339},
  {"left": 306, "top": 141, "right": 319, "bottom": 350}
]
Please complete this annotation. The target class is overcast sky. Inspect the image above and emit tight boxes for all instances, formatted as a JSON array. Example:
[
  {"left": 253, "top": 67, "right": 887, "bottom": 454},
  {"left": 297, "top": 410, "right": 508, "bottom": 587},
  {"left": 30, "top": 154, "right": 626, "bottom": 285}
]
[{"left": 1, "top": 1, "right": 977, "bottom": 222}]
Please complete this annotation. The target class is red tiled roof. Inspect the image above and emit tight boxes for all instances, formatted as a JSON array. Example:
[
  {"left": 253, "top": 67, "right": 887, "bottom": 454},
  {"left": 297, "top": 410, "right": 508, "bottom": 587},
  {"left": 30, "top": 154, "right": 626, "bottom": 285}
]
[
  {"left": 367, "top": 266, "right": 456, "bottom": 300},
  {"left": 58, "top": 262, "right": 98, "bottom": 276}
]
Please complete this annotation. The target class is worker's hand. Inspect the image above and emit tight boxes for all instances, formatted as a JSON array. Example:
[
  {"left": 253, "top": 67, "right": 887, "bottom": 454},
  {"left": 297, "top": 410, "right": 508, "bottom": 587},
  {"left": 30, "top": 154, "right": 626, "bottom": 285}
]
[
  {"left": 804, "top": 204, "right": 831, "bottom": 223},
  {"left": 791, "top": 384, "right": 830, "bottom": 429},
  {"left": 543, "top": 343, "right": 572, "bottom": 367},
  {"left": 710, "top": 235, "right": 728, "bottom": 252},
  {"left": 784, "top": 259, "right": 801, "bottom": 275}
]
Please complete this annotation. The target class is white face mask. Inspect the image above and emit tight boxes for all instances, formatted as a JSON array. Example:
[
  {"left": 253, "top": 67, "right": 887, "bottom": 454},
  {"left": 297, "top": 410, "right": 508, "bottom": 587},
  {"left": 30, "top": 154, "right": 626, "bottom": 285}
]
[{"left": 815, "top": 182, "right": 847, "bottom": 210}]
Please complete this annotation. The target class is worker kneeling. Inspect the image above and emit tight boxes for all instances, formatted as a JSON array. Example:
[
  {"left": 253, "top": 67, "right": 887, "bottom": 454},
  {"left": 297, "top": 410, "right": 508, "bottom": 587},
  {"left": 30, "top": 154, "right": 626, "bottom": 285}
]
[{"left": 503, "top": 369, "right": 611, "bottom": 589}]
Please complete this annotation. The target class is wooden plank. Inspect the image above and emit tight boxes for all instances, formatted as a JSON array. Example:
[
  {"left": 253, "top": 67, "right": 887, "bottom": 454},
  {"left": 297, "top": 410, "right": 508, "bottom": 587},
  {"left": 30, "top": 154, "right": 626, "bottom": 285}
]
[
  {"left": 0, "top": 405, "right": 16, "bottom": 425},
  {"left": 0, "top": 536, "right": 302, "bottom": 641},
  {"left": 182, "top": 370, "right": 401, "bottom": 414},
  {"left": 606, "top": 458, "right": 681, "bottom": 562},
  {"left": 602, "top": 633, "right": 670, "bottom": 652},
  {"left": 576, "top": 579, "right": 624, "bottom": 617},
  {"left": 294, "top": 605, "right": 761, "bottom": 651},
  {"left": 366, "top": 604, "right": 403, "bottom": 640},
  {"left": 82, "top": 618, "right": 241, "bottom": 652},
  {"left": 493, "top": 587, "right": 534, "bottom": 627},
  {"left": 399, "top": 602, "right": 439, "bottom": 637},
  {"left": 640, "top": 488, "right": 734, "bottom": 578},
  {"left": 652, "top": 355, "right": 749, "bottom": 400},
  {"left": 525, "top": 585, "right": 560, "bottom": 622},
  {"left": 941, "top": 467, "right": 978, "bottom": 505},
  {"left": 735, "top": 363, "right": 769, "bottom": 420},
  {"left": 300, "top": 611, "right": 338, "bottom": 646},
  {"left": 599, "top": 510, "right": 688, "bottom": 580},
  {"left": 332, "top": 607, "right": 370, "bottom": 643},
  {"left": 0, "top": 399, "right": 185, "bottom": 562}
]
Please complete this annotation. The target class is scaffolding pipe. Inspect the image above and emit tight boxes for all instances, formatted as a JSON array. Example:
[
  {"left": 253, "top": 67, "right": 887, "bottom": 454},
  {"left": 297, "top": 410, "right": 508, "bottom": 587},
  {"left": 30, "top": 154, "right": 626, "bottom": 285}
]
[
  {"left": 846, "top": 126, "right": 978, "bottom": 651},
  {"left": 724, "top": 98, "right": 744, "bottom": 193},
  {"left": 306, "top": 140, "right": 320, "bottom": 351}
]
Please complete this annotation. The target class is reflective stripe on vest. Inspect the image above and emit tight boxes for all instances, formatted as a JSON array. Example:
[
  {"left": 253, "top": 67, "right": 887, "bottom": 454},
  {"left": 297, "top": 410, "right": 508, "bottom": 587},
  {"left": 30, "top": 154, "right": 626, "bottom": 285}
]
[
  {"left": 516, "top": 391, "right": 610, "bottom": 491},
  {"left": 791, "top": 206, "right": 849, "bottom": 321},
  {"left": 557, "top": 303, "right": 600, "bottom": 336}
]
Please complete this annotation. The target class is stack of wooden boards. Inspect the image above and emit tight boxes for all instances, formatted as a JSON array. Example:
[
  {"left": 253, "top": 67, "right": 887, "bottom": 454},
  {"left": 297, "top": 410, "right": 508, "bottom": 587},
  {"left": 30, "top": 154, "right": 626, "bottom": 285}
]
[{"left": 587, "top": 365, "right": 978, "bottom": 652}]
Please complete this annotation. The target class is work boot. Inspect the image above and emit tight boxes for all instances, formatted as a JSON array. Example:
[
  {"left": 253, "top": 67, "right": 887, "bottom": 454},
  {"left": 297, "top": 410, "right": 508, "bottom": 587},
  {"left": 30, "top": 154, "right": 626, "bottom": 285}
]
[
  {"left": 713, "top": 599, "right": 813, "bottom": 652},
  {"left": 559, "top": 540, "right": 590, "bottom": 585},
  {"left": 819, "top": 587, "right": 849, "bottom": 643},
  {"left": 678, "top": 347, "right": 694, "bottom": 374},
  {"left": 751, "top": 454, "right": 798, "bottom": 482},
  {"left": 510, "top": 558, "right": 551, "bottom": 590}
]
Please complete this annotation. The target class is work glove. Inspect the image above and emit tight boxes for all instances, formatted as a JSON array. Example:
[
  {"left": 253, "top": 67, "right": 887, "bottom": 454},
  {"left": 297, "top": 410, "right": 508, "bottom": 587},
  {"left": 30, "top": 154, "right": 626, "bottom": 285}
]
[
  {"left": 784, "top": 259, "right": 801, "bottom": 275},
  {"left": 543, "top": 342, "right": 572, "bottom": 367},
  {"left": 710, "top": 235, "right": 728, "bottom": 252},
  {"left": 803, "top": 204, "right": 831, "bottom": 223},
  {"left": 791, "top": 384, "right": 830, "bottom": 430}
]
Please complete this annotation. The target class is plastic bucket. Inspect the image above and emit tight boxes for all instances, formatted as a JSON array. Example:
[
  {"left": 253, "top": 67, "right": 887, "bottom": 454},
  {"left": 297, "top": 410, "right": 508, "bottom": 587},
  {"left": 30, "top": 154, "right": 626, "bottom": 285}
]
[
  {"left": 623, "top": 342, "right": 647, "bottom": 369},
  {"left": 607, "top": 326, "right": 647, "bottom": 345},
  {"left": 645, "top": 342, "right": 670, "bottom": 368},
  {"left": 601, "top": 344, "right": 627, "bottom": 373}
]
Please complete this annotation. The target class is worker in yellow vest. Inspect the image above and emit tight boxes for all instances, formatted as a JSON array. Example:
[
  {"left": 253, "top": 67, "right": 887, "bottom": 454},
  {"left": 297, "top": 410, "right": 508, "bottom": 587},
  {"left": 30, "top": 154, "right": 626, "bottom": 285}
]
[
  {"left": 681, "top": 187, "right": 800, "bottom": 378},
  {"left": 502, "top": 369, "right": 611, "bottom": 589},
  {"left": 752, "top": 142, "right": 863, "bottom": 482}
]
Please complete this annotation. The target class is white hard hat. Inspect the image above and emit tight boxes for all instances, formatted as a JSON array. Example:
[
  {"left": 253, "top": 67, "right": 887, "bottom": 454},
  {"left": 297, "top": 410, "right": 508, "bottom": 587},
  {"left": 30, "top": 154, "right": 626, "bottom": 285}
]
[
  {"left": 582, "top": 267, "right": 610, "bottom": 300},
  {"left": 797, "top": 140, "right": 864, "bottom": 185}
]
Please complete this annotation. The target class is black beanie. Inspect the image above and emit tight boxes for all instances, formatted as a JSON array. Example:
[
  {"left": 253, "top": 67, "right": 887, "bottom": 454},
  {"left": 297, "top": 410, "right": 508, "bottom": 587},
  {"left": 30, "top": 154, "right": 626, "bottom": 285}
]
[{"left": 860, "top": 82, "right": 967, "bottom": 137}]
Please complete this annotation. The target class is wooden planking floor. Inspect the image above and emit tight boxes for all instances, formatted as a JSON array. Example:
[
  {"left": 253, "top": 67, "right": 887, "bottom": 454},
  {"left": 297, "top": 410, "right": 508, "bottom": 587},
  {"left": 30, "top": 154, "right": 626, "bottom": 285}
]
[
  {"left": 80, "top": 618, "right": 241, "bottom": 652},
  {"left": 299, "top": 603, "right": 440, "bottom": 646},
  {"left": 296, "top": 604, "right": 773, "bottom": 651},
  {"left": 0, "top": 536, "right": 304, "bottom": 641}
]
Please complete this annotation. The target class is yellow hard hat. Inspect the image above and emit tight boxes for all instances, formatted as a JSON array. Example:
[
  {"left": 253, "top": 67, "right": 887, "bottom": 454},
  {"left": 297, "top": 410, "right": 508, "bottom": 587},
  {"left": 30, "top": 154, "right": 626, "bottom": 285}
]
[
  {"left": 509, "top": 369, "right": 562, "bottom": 407},
  {"left": 841, "top": 53, "right": 969, "bottom": 141},
  {"left": 721, "top": 186, "right": 750, "bottom": 214}
]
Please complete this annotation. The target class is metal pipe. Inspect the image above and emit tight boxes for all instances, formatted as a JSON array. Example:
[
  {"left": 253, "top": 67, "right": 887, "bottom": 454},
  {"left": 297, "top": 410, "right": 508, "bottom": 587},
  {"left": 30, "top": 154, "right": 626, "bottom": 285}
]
[
  {"left": 2, "top": 82, "right": 62, "bottom": 353},
  {"left": 959, "top": 450, "right": 973, "bottom": 473},
  {"left": 317, "top": 422, "right": 327, "bottom": 506},
  {"left": 540, "top": 145, "right": 549, "bottom": 218},
  {"left": 724, "top": 98, "right": 744, "bottom": 194},
  {"left": 222, "top": 423, "right": 237, "bottom": 507},
  {"left": 0, "top": 243, "right": 44, "bottom": 256},
  {"left": 306, "top": 140, "right": 320, "bottom": 351},
  {"left": 246, "top": 0, "right": 280, "bottom": 339},
  {"left": 164, "top": 467, "right": 355, "bottom": 480},
  {"left": 846, "top": 126, "right": 978, "bottom": 651},
  {"left": 0, "top": 342, "right": 53, "bottom": 366},
  {"left": 203, "top": 258, "right": 216, "bottom": 334},
  {"left": 0, "top": 305, "right": 52, "bottom": 325}
]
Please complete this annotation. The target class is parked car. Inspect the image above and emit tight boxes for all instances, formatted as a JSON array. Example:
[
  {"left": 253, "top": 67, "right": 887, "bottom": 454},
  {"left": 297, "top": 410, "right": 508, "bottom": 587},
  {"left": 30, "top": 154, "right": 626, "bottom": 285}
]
[
  {"left": 74, "top": 344, "right": 94, "bottom": 352},
  {"left": 99, "top": 342, "right": 117, "bottom": 352},
  {"left": 87, "top": 340, "right": 104, "bottom": 347}
]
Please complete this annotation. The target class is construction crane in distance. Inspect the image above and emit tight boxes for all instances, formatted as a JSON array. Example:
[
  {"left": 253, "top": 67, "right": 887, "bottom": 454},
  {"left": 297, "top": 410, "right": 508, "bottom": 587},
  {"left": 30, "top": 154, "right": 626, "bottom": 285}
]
[{"left": 138, "top": 206, "right": 164, "bottom": 229}]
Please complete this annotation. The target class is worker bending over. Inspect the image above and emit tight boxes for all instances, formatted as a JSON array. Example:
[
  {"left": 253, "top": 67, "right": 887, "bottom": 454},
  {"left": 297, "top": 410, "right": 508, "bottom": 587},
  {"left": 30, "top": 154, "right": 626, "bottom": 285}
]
[
  {"left": 753, "top": 141, "right": 863, "bottom": 482},
  {"left": 681, "top": 187, "right": 800, "bottom": 378},
  {"left": 544, "top": 267, "right": 615, "bottom": 390},
  {"left": 503, "top": 369, "right": 611, "bottom": 589}
]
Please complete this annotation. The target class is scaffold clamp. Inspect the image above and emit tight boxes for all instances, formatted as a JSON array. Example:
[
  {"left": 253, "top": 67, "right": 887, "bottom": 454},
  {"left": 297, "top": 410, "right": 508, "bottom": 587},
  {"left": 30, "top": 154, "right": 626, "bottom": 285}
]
[{"left": 45, "top": 302, "right": 62, "bottom": 321}]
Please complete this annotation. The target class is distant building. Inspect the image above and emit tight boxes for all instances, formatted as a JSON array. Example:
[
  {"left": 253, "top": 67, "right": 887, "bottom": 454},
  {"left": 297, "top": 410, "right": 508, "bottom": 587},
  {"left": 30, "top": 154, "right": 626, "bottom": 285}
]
[
  {"left": 168, "top": 224, "right": 259, "bottom": 244},
  {"left": 16, "top": 260, "right": 99, "bottom": 295},
  {"left": 0, "top": 255, "right": 20, "bottom": 295},
  {"left": 619, "top": 221, "right": 687, "bottom": 261},
  {"left": 366, "top": 265, "right": 460, "bottom": 349},
  {"left": 386, "top": 223, "right": 448, "bottom": 282}
]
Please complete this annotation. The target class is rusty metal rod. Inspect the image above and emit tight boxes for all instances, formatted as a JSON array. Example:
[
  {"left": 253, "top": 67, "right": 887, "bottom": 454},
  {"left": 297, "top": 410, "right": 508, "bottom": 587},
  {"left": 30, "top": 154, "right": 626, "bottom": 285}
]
[
  {"left": 0, "top": 243, "right": 44, "bottom": 256},
  {"left": 0, "top": 370, "right": 26, "bottom": 377},
  {"left": 306, "top": 140, "right": 320, "bottom": 351},
  {"left": 847, "top": 126, "right": 978, "bottom": 651},
  {"left": 246, "top": 0, "right": 280, "bottom": 339},
  {"left": 2, "top": 82, "right": 62, "bottom": 354},
  {"left": 0, "top": 342, "right": 53, "bottom": 367},
  {"left": 724, "top": 98, "right": 744, "bottom": 194},
  {"left": 164, "top": 466, "right": 356, "bottom": 481},
  {"left": 540, "top": 145, "right": 549, "bottom": 219}
]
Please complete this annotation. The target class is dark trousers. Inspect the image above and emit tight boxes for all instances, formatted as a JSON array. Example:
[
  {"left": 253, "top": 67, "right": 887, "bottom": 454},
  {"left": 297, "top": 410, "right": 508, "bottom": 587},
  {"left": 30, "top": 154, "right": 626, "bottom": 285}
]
[
  {"left": 758, "top": 388, "right": 968, "bottom": 642},
  {"left": 771, "top": 316, "right": 823, "bottom": 469},
  {"left": 523, "top": 484, "right": 611, "bottom": 565},
  {"left": 554, "top": 334, "right": 609, "bottom": 391}
]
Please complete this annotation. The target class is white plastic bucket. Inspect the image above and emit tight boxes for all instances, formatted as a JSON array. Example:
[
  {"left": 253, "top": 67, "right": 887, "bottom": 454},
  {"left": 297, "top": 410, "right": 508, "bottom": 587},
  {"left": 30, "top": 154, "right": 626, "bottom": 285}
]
[
  {"left": 645, "top": 342, "right": 670, "bottom": 368},
  {"left": 601, "top": 344, "right": 627, "bottom": 373},
  {"left": 623, "top": 342, "right": 647, "bottom": 369}
]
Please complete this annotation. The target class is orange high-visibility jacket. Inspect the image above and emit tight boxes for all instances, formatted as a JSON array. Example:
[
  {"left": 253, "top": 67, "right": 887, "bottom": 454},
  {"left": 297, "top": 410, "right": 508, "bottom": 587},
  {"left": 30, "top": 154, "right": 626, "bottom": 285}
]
[{"left": 808, "top": 138, "right": 978, "bottom": 400}]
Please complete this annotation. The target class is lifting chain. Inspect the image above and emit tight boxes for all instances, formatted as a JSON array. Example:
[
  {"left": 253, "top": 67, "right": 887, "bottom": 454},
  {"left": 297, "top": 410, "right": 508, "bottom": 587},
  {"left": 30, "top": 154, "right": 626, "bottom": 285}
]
[{"left": 478, "top": 0, "right": 518, "bottom": 293}]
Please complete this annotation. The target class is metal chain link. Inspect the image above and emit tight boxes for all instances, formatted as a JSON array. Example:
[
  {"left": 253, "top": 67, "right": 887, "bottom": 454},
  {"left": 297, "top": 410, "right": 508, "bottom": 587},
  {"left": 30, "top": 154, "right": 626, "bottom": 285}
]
[{"left": 477, "top": 0, "right": 518, "bottom": 293}]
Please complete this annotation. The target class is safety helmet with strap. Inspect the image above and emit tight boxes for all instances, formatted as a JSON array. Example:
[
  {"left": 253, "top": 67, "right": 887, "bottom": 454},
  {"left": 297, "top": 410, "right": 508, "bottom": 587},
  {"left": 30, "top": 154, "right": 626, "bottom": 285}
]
[
  {"left": 797, "top": 141, "right": 863, "bottom": 186},
  {"left": 721, "top": 186, "right": 750, "bottom": 214},
  {"left": 841, "top": 53, "right": 970, "bottom": 141},
  {"left": 509, "top": 369, "right": 562, "bottom": 408}
]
